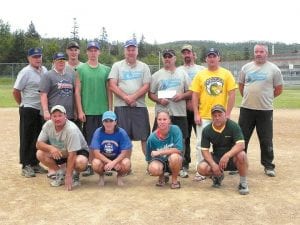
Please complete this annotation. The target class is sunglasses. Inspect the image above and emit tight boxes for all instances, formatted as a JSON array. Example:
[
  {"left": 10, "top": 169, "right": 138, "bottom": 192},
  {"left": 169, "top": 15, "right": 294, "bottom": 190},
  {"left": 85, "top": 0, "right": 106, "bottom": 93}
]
[
  {"left": 103, "top": 119, "right": 114, "bottom": 123},
  {"left": 163, "top": 55, "right": 173, "bottom": 59}
]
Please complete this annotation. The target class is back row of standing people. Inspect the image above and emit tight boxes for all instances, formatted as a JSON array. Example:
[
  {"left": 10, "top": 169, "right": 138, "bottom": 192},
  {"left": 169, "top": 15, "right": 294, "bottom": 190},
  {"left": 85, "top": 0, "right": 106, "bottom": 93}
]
[{"left": 13, "top": 41, "right": 283, "bottom": 185}]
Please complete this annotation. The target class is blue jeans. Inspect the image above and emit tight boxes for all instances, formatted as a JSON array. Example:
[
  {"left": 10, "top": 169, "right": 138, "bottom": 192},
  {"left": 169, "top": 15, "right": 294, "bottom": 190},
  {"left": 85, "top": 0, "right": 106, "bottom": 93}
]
[{"left": 238, "top": 107, "right": 275, "bottom": 169}]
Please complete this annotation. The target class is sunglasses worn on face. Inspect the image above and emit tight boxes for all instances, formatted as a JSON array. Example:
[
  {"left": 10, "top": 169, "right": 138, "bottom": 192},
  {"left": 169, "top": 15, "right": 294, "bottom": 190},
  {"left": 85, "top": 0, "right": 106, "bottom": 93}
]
[
  {"left": 163, "top": 55, "right": 173, "bottom": 59},
  {"left": 103, "top": 119, "right": 114, "bottom": 123}
]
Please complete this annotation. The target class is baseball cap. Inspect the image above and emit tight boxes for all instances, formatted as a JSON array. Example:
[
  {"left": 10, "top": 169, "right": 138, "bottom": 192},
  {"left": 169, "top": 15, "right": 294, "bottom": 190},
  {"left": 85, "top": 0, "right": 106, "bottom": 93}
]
[
  {"left": 124, "top": 39, "right": 137, "bottom": 48},
  {"left": 206, "top": 48, "right": 220, "bottom": 57},
  {"left": 211, "top": 104, "right": 226, "bottom": 114},
  {"left": 87, "top": 41, "right": 100, "bottom": 50},
  {"left": 162, "top": 49, "right": 176, "bottom": 57},
  {"left": 67, "top": 41, "right": 80, "bottom": 49},
  {"left": 181, "top": 44, "right": 193, "bottom": 53},
  {"left": 27, "top": 47, "right": 42, "bottom": 57},
  {"left": 102, "top": 111, "right": 117, "bottom": 121},
  {"left": 50, "top": 105, "right": 66, "bottom": 114},
  {"left": 53, "top": 52, "right": 66, "bottom": 61}
]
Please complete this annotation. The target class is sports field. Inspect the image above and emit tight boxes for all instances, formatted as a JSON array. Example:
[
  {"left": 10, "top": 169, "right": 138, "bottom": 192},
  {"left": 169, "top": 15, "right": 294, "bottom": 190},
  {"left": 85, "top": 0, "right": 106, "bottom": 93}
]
[{"left": 0, "top": 107, "right": 299, "bottom": 225}]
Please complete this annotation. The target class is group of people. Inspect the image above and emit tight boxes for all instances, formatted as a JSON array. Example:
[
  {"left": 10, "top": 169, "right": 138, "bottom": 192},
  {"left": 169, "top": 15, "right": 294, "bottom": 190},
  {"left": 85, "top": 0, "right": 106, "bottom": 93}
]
[{"left": 13, "top": 40, "right": 283, "bottom": 195}]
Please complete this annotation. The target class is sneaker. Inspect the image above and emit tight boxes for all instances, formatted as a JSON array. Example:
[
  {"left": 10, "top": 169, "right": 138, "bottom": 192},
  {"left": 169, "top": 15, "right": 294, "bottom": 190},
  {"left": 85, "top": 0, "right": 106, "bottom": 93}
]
[
  {"left": 211, "top": 173, "right": 224, "bottom": 188},
  {"left": 33, "top": 164, "right": 48, "bottom": 174},
  {"left": 193, "top": 172, "right": 206, "bottom": 182},
  {"left": 82, "top": 165, "right": 94, "bottom": 177},
  {"left": 264, "top": 168, "right": 276, "bottom": 177},
  {"left": 50, "top": 170, "right": 65, "bottom": 187},
  {"left": 22, "top": 165, "right": 36, "bottom": 178},
  {"left": 179, "top": 167, "right": 189, "bottom": 178},
  {"left": 238, "top": 183, "right": 249, "bottom": 195},
  {"left": 72, "top": 171, "right": 81, "bottom": 187}
]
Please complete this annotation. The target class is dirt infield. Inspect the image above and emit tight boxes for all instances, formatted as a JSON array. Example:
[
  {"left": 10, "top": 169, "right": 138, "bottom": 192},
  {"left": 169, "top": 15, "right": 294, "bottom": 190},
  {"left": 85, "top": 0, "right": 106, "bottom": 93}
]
[{"left": 0, "top": 107, "right": 299, "bottom": 225}]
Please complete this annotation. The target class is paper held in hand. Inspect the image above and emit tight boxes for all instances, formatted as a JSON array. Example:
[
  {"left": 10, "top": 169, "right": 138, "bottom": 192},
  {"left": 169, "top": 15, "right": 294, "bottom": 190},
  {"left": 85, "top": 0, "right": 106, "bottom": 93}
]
[{"left": 158, "top": 90, "right": 176, "bottom": 99}]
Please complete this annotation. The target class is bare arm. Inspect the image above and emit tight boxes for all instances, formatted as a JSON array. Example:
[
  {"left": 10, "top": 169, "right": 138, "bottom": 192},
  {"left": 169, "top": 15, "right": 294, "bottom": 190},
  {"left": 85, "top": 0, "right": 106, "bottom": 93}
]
[
  {"left": 274, "top": 85, "right": 283, "bottom": 97},
  {"left": 74, "top": 73, "right": 85, "bottom": 122},
  {"left": 219, "top": 141, "right": 245, "bottom": 171},
  {"left": 151, "top": 148, "right": 181, "bottom": 158},
  {"left": 172, "top": 90, "right": 192, "bottom": 102},
  {"left": 12, "top": 88, "right": 21, "bottom": 105},
  {"left": 106, "top": 81, "right": 113, "bottom": 110},
  {"left": 226, "top": 89, "right": 236, "bottom": 118},
  {"left": 202, "top": 149, "right": 222, "bottom": 176},
  {"left": 238, "top": 83, "right": 244, "bottom": 97},
  {"left": 192, "top": 92, "right": 201, "bottom": 125},
  {"left": 65, "top": 151, "right": 76, "bottom": 191},
  {"left": 148, "top": 92, "right": 169, "bottom": 106},
  {"left": 40, "top": 92, "right": 50, "bottom": 120}
]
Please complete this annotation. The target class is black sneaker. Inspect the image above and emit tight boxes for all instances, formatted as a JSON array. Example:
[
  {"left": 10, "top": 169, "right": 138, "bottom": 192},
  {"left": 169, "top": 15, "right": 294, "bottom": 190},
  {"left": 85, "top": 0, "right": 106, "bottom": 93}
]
[
  {"left": 211, "top": 173, "right": 224, "bottom": 188},
  {"left": 82, "top": 165, "right": 94, "bottom": 177}
]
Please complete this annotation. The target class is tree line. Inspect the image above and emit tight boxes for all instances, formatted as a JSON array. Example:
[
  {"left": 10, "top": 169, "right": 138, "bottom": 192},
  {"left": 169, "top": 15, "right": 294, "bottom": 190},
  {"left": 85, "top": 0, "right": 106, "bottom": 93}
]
[{"left": 1, "top": 19, "right": 299, "bottom": 67}]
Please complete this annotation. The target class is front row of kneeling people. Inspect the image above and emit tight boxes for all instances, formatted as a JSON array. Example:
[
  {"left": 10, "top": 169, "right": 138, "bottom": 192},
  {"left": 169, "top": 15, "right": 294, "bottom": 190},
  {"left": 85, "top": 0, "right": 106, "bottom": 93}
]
[{"left": 36, "top": 104, "right": 249, "bottom": 195}]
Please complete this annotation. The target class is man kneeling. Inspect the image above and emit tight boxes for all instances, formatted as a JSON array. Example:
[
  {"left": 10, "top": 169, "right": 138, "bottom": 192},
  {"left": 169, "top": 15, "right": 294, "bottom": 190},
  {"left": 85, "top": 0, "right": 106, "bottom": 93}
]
[
  {"left": 36, "top": 105, "right": 89, "bottom": 191},
  {"left": 90, "top": 111, "right": 132, "bottom": 186},
  {"left": 198, "top": 105, "right": 249, "bottom": 195}
]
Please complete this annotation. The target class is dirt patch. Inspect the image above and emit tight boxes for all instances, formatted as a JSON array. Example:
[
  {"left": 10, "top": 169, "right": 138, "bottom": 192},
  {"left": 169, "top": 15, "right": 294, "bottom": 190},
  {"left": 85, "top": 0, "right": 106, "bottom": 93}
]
[{"left": 0, "top": 107, "right": 299, "bottom": 225}]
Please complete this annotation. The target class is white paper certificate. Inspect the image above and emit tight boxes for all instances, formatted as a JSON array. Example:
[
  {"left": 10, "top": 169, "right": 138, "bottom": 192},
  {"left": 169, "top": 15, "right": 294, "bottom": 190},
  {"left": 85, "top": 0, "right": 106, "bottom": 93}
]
[{"left": 158, "top": 90, "right": 176, "bottom": 99}]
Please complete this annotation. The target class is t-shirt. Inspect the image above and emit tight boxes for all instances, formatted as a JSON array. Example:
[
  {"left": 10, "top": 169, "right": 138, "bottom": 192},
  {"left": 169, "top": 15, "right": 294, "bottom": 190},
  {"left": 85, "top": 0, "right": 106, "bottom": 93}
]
[
  {"left": 13, "top": 65, "right": 47, "bottom": 110},
  {"left": 190, "top": 67, "right": 237, "bottom": 120},
  {"left": 90, "top": 127, "right": 132, "bottom": 160},
  {"left": 76, "top": 63, "right": 111, "bottom": 115},
  {"left": 150, "top": 68, "right": 191, "bottom": 116},
  {"left": 239, "top": 61, "right": 283, "bottom": 110},
  {"left": 39, "top": 69, "right": 75, "bottom": 119},
  {"left": 177, "top": 64, "right": 205, "bottom": 81},
  {"left": 38, "top": 120, "right": 89, "bottom": 154},
  {"left": 201, "top": 119, "right": 244, "bottom": 157},
  {"left": 146, "top": 125, "right": 183, "bottom": 162},
  {"left": 108, "top": 59, "right": 151, "bottom": 107}
]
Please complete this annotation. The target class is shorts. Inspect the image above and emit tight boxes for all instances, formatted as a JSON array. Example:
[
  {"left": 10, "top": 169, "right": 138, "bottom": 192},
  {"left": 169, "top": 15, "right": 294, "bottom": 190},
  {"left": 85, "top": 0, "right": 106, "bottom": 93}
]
[
  {"left": 54, "top": 149, "right": 89, "bottom": 165},
  {"left": 206, "top": 153, "right": 237, "bottom": 171},
  {"left": 149, "top": 157, "right": 171, "bottom": 173},
  {"left": 115, "top": 106, "right": 150, "bottom": 141},
  {"left": 152, "top": 116, "right": 188, "bottom": 138}
]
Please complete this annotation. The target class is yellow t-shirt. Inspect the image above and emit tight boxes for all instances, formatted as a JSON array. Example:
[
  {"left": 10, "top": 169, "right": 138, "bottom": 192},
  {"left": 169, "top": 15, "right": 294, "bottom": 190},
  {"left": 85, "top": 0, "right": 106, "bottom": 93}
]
[{"left": 190, "top": 67, "right": 237, "bottom": 119}]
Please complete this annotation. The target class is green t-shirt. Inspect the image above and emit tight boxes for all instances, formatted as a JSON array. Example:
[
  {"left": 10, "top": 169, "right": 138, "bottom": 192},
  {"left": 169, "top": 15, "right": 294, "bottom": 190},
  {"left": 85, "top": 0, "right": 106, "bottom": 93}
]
[
  {"left": 77, "top": 63, "right": 111, "bottom": 115},
  {"left": 201, "top": 119, "right": 244, "bottom": 157}
]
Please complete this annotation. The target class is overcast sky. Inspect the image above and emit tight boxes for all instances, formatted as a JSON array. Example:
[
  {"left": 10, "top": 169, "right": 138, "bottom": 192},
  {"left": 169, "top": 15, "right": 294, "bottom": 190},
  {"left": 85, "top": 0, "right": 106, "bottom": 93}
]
[{"left": 1, "top": 0, "right": 299, "bottom": 44}]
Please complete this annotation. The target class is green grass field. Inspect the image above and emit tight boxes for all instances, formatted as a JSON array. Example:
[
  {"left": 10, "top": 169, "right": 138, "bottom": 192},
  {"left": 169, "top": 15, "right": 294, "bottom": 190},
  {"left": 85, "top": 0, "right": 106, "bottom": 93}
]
[{"left": 1, "top": 77, "right": 299, "bottom": 108}]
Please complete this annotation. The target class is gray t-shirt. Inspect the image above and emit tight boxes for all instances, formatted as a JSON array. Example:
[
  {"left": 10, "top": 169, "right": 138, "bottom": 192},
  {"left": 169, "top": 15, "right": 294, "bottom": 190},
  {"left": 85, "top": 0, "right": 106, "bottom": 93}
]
[
  {"left": 13, "top": 65, "right": 47, "bottom": 110},
  {"left": 177, "top": 64, "right": 205, "bottom": 81},
  {"left": 108, "top": 59, "right": 151, "bottom": 107},
  {"left": 239, "top": 61, "right": 283, "bottom": 110},
  {"left": 150, "top": 68, "right": 191, "bottom": 116},
  {"left": 39, "top": 69, "right": 75, "bottom": 119},
  {"left": 38, "top": 120, "right": 89, "bottom": 154}
]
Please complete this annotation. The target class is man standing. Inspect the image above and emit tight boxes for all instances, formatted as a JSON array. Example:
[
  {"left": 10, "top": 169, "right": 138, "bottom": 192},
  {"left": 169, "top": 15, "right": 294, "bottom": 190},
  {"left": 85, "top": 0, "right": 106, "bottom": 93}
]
[
  {"left": 65, "top": 41, "right": 82, "bottom": 73},
  {"left": 109, "top": 39, "right": 151, "bottom": 156},
  {"left": 40, "top": 52, "right": 76, "bottom": 121},
  {"left": 75, "top": 41, "right": 112, "bottom": 176},
  {"left": 13, "top": 47, "right": 48, "bottom": 178},
  {"left": 198, "top": 104, "right": 249, "bottom": 195},
  {"left": 36, "top": 105, "right": 89, "bottom": 191},
  {"left": 178, "top": 44, "right": 205, "bottom": 178},
  {"left": 190, "top": 48, "right": 237, "bottom": 181},
  {"left": 238, "top": 44, "right": 283, "bottom": 177}
]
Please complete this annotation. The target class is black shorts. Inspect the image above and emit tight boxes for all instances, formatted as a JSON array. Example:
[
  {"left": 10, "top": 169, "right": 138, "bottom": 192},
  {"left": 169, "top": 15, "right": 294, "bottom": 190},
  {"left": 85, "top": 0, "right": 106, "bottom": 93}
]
[
  {"left": 54, "top": 149, "right": 89, "bottom": 165},
  {"left": 210, "top": 153, "right": 237, "bottom": 171},
  {"left": 150, "top": 157, "right": 171, "bottom": 173},
  {"left": 115, "top": 106, "right": 150, "bottom": 141}
]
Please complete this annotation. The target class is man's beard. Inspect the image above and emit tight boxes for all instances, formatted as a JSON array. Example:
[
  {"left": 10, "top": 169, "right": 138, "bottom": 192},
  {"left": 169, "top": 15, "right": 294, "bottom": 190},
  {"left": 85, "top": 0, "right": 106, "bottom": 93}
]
[{"left": 184, "top": 57, "right": 191, "bottom": 64}]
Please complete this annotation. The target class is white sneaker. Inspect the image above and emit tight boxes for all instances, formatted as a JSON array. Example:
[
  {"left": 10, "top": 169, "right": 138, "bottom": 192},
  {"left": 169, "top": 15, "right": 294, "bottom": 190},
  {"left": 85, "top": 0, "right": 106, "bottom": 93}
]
[
  {"left": 50, "top": 170, "right": 65, "bottom": 187},
  {"left": 264, "top": 168, "right": 276, "bottom": 177},
  {"left": 238, "top": 183, "right": 249, "bottom": 195}
]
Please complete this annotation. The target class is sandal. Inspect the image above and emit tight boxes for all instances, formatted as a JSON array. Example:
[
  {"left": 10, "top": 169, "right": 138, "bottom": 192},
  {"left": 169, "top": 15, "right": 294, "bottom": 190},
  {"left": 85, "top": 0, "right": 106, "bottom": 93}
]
[
  {"left": 170, "top": 181, "right": 181, "bottom": 189},
  {"left": 155, "top": 175, "right": 169, "bottom": 187}
]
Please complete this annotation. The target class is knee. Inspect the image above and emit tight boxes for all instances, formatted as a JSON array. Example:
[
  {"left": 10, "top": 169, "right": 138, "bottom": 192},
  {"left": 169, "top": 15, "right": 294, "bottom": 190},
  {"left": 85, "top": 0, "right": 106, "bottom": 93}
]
[
  {"left": 121, "top": 158, "right": 131, "bottom": 172},
  {"left": 235, "top": 151, "right": 248, "bottom": 164},
  {"left": 75, "top": 155, "right": 88, "bottom": 171},
  {"left": 36, "top": 150, "right": 46, "bottom": 161},
  {"left": 197, "top": 162, "right": 209, "bottom": 176},
  {"left": 148, "top": 162, "right": 163, "bottom": 176},
  {"left": 92, "top": 158, "right": 103, "bottom": 172},
  {"left": 169, "top": 153, "right": 182, "bottom": 165}
]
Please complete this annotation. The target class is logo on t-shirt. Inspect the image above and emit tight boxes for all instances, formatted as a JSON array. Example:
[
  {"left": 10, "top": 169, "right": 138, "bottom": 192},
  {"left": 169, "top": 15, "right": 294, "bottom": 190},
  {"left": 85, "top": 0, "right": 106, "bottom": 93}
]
[
  {"left": 205, "top": 77, "right": 224, "bottom": 96},
  {"left": 57, "top": 79, "right": 73, "bottom": 96}
]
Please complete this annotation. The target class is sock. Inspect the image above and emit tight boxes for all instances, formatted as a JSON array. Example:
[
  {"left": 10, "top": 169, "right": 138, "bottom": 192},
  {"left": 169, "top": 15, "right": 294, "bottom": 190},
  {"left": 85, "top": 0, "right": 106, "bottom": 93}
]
[{"left": 240, "top": 176, "right": 247, "bottom": 184}]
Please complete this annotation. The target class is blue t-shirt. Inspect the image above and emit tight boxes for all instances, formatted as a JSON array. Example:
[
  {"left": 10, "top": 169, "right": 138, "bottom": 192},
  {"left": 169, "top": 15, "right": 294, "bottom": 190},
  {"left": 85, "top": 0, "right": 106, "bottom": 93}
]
[
  {"left": 90, "top": 127, "right": 132, "bottom": 160},
  {"left": 146, "top": 125, "right": 183, "bottom": 162}
]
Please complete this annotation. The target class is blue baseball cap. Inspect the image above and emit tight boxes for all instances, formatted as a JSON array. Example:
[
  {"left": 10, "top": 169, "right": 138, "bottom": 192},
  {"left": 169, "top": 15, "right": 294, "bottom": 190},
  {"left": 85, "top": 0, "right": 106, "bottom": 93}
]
[
  {"left": 206, "top": 48, "right": 220, "bottom": 57},
  {"left": 28, "top": 47, "right": 42, "bottom": 57},
  {"left": 87, "top": 41, "right": 100, "bottom": 50},
  {"left": 53, "top": 52, "right": 66, "bottom": 60},
  {"left": 102, "top": 111, "right": 117, "bottom": 121},
  {"left": 124, "top": 39, "right": 137, "bottom": 48}
]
